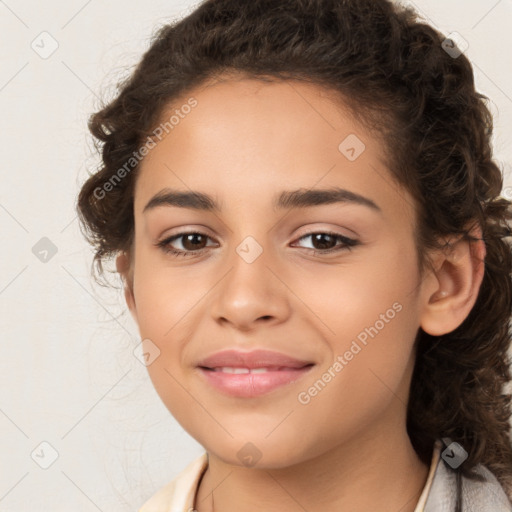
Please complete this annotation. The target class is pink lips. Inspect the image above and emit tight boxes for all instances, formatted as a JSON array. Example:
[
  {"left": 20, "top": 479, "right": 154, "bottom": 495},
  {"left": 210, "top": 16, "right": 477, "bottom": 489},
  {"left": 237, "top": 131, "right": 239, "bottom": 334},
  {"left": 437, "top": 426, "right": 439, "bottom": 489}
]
[{"left": 197, "top": 349, "right": 314, "bottom": 398}]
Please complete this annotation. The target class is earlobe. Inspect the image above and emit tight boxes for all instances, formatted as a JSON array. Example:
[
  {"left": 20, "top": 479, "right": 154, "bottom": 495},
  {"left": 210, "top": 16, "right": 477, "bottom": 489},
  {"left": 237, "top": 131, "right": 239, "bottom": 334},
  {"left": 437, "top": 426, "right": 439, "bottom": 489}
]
[
  {"left": 115, "top": 252, "right": 138, "bottom": 324},
  {"left": 420, "top": 223, "right": 486, "bottom": 336}
]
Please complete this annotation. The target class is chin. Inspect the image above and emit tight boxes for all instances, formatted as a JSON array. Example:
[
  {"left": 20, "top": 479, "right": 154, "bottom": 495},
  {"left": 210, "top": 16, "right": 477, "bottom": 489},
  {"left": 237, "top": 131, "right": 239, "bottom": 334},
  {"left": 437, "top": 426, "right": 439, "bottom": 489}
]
[{"left": 196, "top": 431, "right": 315, "bottom": 470}]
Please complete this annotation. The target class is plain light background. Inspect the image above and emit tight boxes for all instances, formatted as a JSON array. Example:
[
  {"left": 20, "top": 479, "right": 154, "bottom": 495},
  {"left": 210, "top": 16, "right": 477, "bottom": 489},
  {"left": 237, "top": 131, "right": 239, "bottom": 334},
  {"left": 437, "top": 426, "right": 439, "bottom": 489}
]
[{"left": 1, "top": 1, "right": 511, "bottom": 511}]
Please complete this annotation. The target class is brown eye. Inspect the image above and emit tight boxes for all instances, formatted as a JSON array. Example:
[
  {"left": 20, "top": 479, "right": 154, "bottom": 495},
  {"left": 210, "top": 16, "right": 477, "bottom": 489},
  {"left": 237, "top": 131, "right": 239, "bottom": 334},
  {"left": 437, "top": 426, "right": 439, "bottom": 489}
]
[
  {"left": 292, "top": 232, "right": 359, "bottom": 254},
  {"left": 180, "top": 233, "right": 208, "bottom": 250},
  {"left": 310, "top": 233, "right": 338, "bottom": 250},
  {"left": 156, "top": 231, "right": 217, "bottom": 257}
]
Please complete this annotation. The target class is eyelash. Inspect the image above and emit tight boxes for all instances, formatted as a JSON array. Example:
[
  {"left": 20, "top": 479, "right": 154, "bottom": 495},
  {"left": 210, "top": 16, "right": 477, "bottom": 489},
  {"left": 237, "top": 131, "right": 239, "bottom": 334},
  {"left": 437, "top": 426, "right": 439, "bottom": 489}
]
[{"left": 155, "top": 230, "right": 359, "bottom": 258}]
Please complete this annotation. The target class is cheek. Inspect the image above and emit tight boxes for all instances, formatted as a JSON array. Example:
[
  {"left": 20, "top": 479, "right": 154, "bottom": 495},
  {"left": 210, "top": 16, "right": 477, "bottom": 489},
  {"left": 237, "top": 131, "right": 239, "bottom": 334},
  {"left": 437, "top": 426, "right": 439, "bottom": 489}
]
[
  {"left": 132, "top": 253, "right": 203, "bottom": 338},
  {"left": 298, "top": 237, "right": 420, "bottom": 346},
  {"left": 298, "top": 242, "right": 421, "bottom": 401},
  {"left": 289, "top": 287, "right": 420, "bottom": 461},
  {"left": 133, "top": 280, "right": 198, "bottom": 425},
  {"left": 130, "top": 257, "right": 210, "bottom": 416}
]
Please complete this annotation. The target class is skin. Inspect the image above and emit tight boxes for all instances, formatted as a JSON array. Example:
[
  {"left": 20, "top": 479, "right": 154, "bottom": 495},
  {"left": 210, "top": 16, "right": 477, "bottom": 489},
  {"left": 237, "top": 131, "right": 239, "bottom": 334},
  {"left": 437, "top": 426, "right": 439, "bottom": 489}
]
[{"left": 116, "top": 75, "right": 486, "bottom": 512}]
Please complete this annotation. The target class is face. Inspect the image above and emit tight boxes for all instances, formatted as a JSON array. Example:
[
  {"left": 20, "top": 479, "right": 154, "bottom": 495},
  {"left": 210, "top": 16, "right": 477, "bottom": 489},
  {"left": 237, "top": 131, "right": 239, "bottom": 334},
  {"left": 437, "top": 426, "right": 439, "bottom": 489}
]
[{"left": 123, "top": 76, "right": 431, "bottom": 468}]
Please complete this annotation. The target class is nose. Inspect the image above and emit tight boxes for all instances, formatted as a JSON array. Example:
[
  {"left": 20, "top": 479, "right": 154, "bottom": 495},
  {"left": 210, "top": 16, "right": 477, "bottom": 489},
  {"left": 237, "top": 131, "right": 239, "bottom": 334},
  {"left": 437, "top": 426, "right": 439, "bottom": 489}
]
[{"left": 209, "top": 240, "right": 292, "bottom": 331}]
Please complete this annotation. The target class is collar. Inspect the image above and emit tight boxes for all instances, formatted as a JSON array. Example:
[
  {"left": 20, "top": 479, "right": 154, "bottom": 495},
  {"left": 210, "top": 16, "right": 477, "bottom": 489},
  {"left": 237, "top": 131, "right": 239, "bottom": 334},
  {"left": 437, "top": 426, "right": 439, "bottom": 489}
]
[{"left": 138, "top": 440, "right": 512, "bottom": 511}]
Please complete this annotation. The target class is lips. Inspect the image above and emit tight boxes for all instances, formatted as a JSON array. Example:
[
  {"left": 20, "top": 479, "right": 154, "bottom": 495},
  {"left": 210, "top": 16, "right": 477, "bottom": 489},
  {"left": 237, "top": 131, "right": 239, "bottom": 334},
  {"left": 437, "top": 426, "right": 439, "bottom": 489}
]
[
  {"left": 196, "top": 349, "right": 315, "bottom": 397},
  {"left": 197, "top": 349, "right": 313, "bottom": 370}
]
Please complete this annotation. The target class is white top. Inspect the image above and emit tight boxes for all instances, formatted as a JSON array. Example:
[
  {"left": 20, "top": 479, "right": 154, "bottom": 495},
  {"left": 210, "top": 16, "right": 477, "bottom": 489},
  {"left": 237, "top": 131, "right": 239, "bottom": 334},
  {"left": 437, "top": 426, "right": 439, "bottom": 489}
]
[{"left": 138, "top": 441, "right": 443, "bottom": 512}]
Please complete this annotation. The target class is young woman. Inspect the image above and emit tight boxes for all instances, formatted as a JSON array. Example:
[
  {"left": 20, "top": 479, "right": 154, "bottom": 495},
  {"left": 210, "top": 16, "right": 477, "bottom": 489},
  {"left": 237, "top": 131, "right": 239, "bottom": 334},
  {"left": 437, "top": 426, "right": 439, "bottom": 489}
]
[{"left": 76, "top": 0, "right": 512, "bottom": 510}]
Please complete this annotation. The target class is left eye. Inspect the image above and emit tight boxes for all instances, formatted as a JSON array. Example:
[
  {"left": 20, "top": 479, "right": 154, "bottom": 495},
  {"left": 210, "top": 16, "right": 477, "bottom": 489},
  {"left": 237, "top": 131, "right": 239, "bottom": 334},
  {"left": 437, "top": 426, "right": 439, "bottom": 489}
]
[
  {"left": 155, "top": 231, "right": 359, "bottom": 257},
  {"left": 292, "top": 232, "right": 359, "bottom": 252}
]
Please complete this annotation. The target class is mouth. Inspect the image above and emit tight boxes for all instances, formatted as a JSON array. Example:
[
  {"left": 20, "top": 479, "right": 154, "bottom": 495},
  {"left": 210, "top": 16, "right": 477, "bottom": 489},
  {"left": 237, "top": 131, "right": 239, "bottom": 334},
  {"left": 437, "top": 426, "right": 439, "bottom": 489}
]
[
  {"left": 203, "top": 365, "right": 313, "bottom": 374},
  {"left": 197, "top": 354, "right": 315, "bottom": 397}
]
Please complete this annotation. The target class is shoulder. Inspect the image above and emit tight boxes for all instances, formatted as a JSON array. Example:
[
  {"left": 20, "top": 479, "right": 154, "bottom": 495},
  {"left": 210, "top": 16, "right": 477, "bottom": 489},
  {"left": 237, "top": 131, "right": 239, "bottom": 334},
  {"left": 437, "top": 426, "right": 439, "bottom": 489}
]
[
  {"left": 461, "top": 464, "right": 512, "bottom": 512},
  {"left": 425, "top": 454, "right": 512, "bottom": 512},
  {"left": 138, "top": 452, "right": 208, "bottom": 512}
]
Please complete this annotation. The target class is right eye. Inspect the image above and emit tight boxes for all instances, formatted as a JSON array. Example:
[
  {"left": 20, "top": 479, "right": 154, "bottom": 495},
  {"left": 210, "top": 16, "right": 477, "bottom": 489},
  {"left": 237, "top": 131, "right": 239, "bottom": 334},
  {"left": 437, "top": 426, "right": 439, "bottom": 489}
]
[{"left": 155, "top": 232, "right": 218, "bottom": 257}]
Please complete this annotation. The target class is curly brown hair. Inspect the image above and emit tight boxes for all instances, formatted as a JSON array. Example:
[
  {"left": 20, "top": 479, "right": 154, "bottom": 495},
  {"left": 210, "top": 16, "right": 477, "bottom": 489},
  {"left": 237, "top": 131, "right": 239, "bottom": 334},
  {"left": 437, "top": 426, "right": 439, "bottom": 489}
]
[{"left": 76, "top": 0, "right": 512, "bottom": 500}]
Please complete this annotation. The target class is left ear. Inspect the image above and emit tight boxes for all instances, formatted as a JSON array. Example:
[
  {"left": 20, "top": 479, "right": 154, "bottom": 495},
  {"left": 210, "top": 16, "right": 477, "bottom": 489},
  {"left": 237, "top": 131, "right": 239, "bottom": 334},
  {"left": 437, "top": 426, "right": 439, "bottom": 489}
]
[{"left": 420, "top": 222, "right": 486, "bottom": 336}]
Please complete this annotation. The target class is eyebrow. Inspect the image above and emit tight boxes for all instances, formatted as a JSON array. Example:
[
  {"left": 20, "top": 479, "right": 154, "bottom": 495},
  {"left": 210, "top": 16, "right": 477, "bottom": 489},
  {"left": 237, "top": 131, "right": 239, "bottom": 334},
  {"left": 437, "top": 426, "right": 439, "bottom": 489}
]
[{"left": 143, "top": 187, "right": 382, "bottom": 214}]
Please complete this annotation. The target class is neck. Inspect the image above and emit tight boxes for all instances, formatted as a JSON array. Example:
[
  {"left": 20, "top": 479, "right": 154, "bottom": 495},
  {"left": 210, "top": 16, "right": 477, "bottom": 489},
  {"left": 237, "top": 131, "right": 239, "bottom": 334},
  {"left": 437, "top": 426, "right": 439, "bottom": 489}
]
[{"left": 194, "top": 422, "right": 430, "bottom": 512}]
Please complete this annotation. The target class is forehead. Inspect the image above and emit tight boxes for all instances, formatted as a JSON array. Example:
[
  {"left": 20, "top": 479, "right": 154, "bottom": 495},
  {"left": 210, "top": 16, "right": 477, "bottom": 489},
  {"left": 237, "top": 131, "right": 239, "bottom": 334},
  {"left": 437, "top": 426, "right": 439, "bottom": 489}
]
[{"left": 133, "top": 76, "right": 415, "bottom": 225}]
